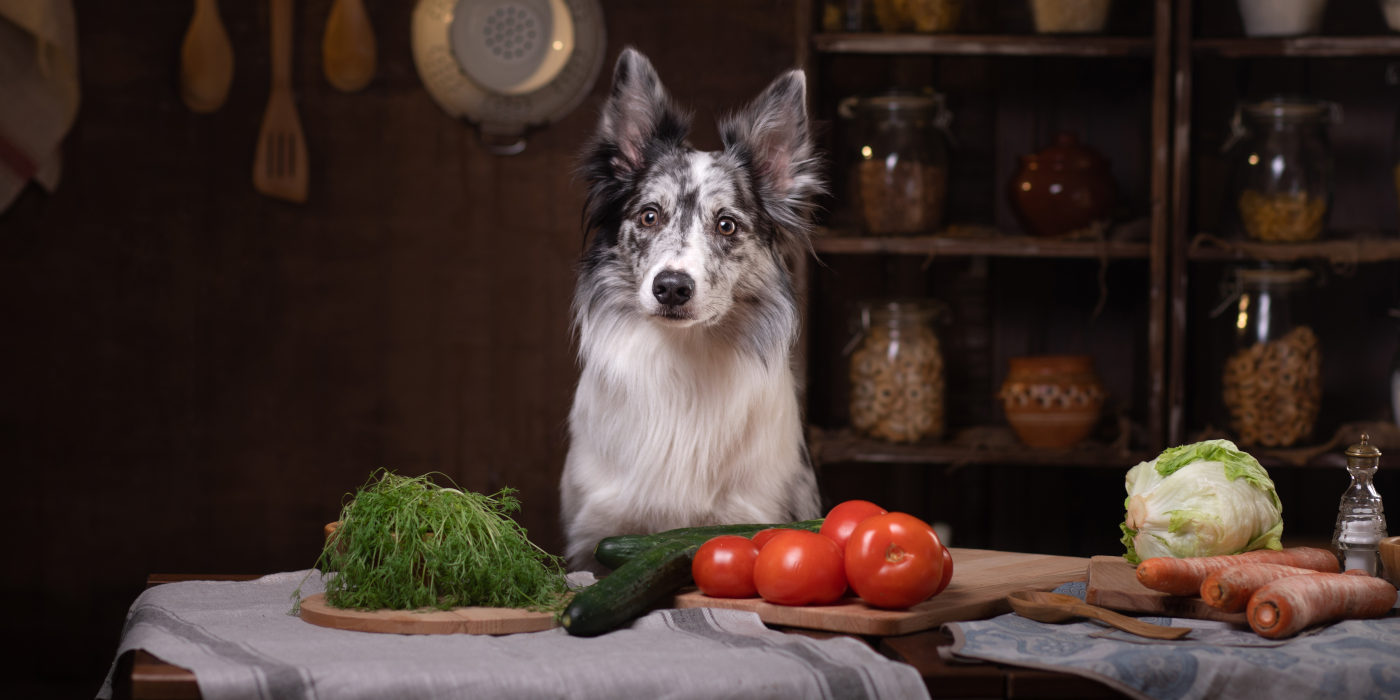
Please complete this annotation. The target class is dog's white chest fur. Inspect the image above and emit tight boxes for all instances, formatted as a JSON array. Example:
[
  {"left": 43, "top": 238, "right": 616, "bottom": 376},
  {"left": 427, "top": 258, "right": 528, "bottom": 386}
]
[{"left": 565, "top": 318, "right": 803, "bottom": 532}]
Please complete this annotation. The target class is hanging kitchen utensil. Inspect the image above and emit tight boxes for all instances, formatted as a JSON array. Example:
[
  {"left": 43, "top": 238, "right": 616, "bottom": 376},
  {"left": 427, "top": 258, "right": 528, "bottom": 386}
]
[
  {"left": 179, "top": 0, "right": 235, "bottom": 113},
  {"left": 253, "top": 0, "right": 309, "bottom": 202},
  {"left": 322, "top": 0, "right": 376, "bottom": 92},
  {"left": 410, "top": 0, "right": 605, "bottom": 155}
]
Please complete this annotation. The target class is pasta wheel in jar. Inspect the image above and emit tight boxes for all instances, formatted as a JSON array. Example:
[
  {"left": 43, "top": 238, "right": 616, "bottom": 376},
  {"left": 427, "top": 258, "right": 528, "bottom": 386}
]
[
  {"left": 1217, "top": 267, "right": 1321, "bottom": 448},
  {"left": 848, "top": 300, "right": 946, "bottom": 443}
]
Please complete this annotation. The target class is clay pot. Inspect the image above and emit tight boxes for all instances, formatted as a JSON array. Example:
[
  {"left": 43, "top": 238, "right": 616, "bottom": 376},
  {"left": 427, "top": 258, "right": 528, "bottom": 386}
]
[
  {"left": 1008, "top": 132, "right": 1116, "bottom": 238},
  {"left": 998, "top": 355, "right": 1105, "bottom": 449}
]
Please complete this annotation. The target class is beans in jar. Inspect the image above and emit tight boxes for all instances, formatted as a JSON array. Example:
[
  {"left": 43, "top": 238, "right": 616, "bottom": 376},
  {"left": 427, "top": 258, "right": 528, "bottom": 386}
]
[{"left": 857, "top": 160, "right": 947, "bottom": 235}]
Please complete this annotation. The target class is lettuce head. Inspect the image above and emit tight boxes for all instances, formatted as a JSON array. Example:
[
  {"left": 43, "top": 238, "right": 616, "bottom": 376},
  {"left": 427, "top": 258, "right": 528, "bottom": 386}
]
[{"left": 1119, "top": 439, "right": 1283, "bottom": 564}]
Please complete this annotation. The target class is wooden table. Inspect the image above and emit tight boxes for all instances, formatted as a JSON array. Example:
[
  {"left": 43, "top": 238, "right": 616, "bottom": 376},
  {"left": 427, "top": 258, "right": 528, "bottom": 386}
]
[{"left": 111, "top": 574, "right": 1129, "bottom": 700}]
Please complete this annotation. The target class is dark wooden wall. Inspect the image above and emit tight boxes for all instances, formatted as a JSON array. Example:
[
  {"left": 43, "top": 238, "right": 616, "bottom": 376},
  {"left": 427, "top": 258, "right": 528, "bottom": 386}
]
[{"left": 0, "top": 1, "right": 801, "bottom": 694}]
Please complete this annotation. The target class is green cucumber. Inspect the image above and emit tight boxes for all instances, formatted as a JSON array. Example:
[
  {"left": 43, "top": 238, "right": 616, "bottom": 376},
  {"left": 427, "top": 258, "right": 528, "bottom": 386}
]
[
  {"left": 593, "top": 519, "right": 824, "bottom": 570},
  {"left": 562, "top": 538, "right": 699, "bottom": 637}
]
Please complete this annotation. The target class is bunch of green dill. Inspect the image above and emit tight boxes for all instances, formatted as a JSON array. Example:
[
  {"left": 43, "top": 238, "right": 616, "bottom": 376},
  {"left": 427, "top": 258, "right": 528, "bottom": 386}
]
[{"left": 308, "top": 469, "right": 568, "bottom": 611}]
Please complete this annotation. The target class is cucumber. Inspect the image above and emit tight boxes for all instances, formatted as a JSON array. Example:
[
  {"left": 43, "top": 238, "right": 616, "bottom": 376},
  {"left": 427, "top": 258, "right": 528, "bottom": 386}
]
[
  {"left": 562, "top": 538, "right": 699, "bottom": 637},
  {"left": 593, "top": 519, "right": 824, "bottom": 570}
]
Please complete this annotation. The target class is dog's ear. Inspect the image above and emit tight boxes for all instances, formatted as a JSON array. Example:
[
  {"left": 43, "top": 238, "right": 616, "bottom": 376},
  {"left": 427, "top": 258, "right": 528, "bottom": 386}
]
[
  {"left": 720, "top": 70, "right": 824, "bottom": 250},
  {"left": 594, "top": 48, "right": 690, "bottom": 176}
]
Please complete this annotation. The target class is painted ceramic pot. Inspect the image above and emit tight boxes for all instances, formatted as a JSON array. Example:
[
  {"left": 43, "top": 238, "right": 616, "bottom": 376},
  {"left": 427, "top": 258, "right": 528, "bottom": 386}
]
[
  {"left": 1008, "top": 132, "right": 1116, "bottom": 238},
  {"left": 998, "top": 355, "right": 1105, "bottom": 449}
]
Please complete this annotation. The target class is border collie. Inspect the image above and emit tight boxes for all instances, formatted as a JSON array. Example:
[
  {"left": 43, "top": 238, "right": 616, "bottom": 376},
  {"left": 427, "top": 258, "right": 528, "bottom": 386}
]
[{"left": 560, "top": 48, "right": 825, "bottom": 572}]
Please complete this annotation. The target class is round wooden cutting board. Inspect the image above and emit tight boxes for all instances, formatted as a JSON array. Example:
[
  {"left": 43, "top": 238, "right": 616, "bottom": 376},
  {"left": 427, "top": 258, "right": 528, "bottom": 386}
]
[{"left": 298, "top": 593, "right": 559, "bottom": 635}]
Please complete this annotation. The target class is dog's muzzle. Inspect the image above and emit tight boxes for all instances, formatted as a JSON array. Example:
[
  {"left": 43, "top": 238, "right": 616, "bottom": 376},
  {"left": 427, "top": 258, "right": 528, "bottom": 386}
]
[{"left": 652, "top": 270, "right": 695, "bottom": 308}]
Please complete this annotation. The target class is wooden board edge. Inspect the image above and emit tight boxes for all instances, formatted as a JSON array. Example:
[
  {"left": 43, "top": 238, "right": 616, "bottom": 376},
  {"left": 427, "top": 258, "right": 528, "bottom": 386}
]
[{"left": 298, "top": 592, "right": 559, "bottom": 635}]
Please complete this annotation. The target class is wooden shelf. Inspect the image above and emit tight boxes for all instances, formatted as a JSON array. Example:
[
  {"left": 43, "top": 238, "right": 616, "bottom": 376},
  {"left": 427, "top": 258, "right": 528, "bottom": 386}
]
[
  {"left": 808, "top": 426, "right": 1150, "bottom": 469},
  {"left": 812, "top": 32, "right": 1155, "bottom": 57},
  {"left": 1194, "top": 36, "right": 1400, "bottom": 58},
  {"left": 1186, "top": 232, "right": 1400, "bottom": 264},
  {"left": 813, "top": 222, "right": 1151, "bottom": 259}
]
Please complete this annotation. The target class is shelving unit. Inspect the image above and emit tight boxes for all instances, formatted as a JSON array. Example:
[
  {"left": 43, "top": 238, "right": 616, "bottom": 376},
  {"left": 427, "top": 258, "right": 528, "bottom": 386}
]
[
  {"left": 801, "top": 1, "right": 1400, "bottom": 475},
  {"left": 1169, "top": 1, "right": 1400, "bottom": 461},
  {"left": 800, "top": 0, "right": 1172, "bottom": 470}
]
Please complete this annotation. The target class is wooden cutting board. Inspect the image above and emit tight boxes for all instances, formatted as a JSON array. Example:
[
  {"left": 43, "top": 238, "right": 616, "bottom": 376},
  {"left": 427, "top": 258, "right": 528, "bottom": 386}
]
[
  {"left": 670, "top": 548, "right": 1089, "bottom": 636},
  {"left": 298, "top": 593, "right": 559, "bottom": 635},
  {"left": 1084, "top": 555, "right": 1246, "bottom": 624}
]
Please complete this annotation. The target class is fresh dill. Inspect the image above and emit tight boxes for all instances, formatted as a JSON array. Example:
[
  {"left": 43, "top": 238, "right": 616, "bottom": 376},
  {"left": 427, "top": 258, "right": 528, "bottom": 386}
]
[{"left": 297, "top": 469, "right": 569, "bottom": 612}]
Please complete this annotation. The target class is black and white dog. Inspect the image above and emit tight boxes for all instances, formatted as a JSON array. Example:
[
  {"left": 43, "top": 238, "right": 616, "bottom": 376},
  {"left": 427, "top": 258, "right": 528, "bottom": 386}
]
[{"left": 560, "top": 49, "right": 824, "bottom": 572}]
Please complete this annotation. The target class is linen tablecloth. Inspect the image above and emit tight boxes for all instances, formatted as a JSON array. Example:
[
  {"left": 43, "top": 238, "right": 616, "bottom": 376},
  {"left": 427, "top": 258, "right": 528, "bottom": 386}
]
[
  {"left": 99, "top": 570, "right": 929, "bottom": 700},
  {"left": 944, "top": 581, "right": 1400, "bottom": 700}
]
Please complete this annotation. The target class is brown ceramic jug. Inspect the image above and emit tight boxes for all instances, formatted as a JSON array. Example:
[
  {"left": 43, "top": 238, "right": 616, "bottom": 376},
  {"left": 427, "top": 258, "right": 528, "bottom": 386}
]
[
  {"left": 1008, "top": 132, "right": 1116, "bottom": 238},
  {"left": 998, "top": 355, "right": 1105, "bottom": 449}
]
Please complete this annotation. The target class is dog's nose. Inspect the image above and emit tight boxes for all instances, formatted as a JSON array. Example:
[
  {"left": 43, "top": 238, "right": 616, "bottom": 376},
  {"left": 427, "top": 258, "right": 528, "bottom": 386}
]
[{"left": 652, "top": 270, "right": 695, "bottom": 307}]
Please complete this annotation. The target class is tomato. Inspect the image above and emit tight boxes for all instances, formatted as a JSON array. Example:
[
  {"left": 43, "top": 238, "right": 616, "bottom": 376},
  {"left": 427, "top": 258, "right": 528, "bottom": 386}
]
[
  {"left": 844, "top": 512, "right": 945, "bottom": 609},
  {"left": 819, "top": 499, "right": 888, "bottom": 551},
  {"left": 752, "top": 528, "right": 799, "bottom": 550},
  {"left": 753, "top": 530, "right": 847, "bottom": 606},
  {"left": 692, "top": 535, "right": 761, "bottom": 598},
  {"left": 932, "top": 545, "right": 954, "bottom": 595}
]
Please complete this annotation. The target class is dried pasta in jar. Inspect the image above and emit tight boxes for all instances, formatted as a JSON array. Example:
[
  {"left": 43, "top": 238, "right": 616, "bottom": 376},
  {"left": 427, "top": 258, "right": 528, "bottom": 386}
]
[
  {"left": 1238, "top": 189, "right": 1326, "bottom": 243},
  {"left": 1221, "top": 325, "right": 1322, "bottom": 447},
  {"left": 849, "top": 301, "right": 946, "bottom": 443}
]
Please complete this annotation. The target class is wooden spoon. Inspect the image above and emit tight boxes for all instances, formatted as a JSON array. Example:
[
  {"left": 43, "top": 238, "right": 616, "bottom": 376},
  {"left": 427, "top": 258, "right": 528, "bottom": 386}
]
[
  {"left": 1007, "top": 590, "right": 1192, "bottom": 640},
  {"left": 322, "top": 0, "right": 376, "bottom": 92},
  {"left": 179, "top": 0, "right": 235, "bottom": 112}
]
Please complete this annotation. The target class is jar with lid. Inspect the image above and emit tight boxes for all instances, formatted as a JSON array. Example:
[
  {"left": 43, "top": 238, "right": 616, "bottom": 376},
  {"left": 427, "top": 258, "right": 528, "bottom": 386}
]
[
  {"left": 1225, "top": 97, "right": 1337, "bottom": 243},
  {"left": 847, "top": 300, "right": 947, "bottom": 443},
  {"left": 1216, "top": 266, "right": 1322, "bottom": 447},
  {"left": 841, "top": 92, "right": 951, "bottom": 236}
]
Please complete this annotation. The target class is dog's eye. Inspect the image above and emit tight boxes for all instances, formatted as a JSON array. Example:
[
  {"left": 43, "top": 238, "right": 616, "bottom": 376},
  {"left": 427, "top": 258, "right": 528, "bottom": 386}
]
[
  {"left": 638, "top": 208, "right": 660, "bottom": 228},
  {"left": 716, "top": 217, "right": 737, "bottom": 236}
]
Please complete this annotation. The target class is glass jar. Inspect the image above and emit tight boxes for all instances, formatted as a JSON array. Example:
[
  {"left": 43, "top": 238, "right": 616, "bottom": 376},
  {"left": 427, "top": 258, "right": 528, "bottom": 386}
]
[
  {"left": 842, "top": 92, "right": 951, "bottom": 236},
  {"left": 873, "top": 0, "right": 961, "bottom": 32},
  {"left": 1226, "top": 97, "right": 1336, "bottom": 243},
  {"left": 1391, "top": 310, "right": 1400, "bottom": 429},
  {"left": 847, "top": 300, "right": 947, "bottom": 443},
  {"left": 1217, "top": 266, "right": 1322, "bottom": 447}
]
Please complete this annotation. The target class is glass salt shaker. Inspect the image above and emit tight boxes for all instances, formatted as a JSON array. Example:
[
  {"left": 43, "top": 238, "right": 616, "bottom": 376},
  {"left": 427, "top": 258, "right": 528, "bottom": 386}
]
[{"left": 1331, "top": 433, "right": 1388, "bottom": 577}]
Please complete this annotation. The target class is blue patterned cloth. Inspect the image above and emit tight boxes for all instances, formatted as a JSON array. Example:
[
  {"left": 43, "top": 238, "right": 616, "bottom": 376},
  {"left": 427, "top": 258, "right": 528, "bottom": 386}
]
[{"left": 944, "top": 582, "right": 1400, "bottom": 700}]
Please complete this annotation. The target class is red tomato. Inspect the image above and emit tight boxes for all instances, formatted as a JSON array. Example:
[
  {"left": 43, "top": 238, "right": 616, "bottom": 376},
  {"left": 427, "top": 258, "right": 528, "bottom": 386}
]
[
  {"left": 844, "top": 512, "right": 945, "bottom": 609},
  {"left": 819, "top": 499, "right": 888, "bottom": 551},
  {"left": 753, "top": 530, "right": 847, "bottom": 606},
  {"left": 932, "top": 545, "right": 954, "bottom": 595},
  {"left": 751, "top": 528, "right": 799, "bottom": 550},
  {"left": 691, "top": 535, "right": 760, "bottom": 598}
]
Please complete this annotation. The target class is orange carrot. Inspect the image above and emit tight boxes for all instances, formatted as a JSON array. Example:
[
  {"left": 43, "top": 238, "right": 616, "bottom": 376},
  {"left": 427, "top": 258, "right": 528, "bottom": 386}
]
[
  {"left": 1199, "top": 563, "right": 1318, "bottom": 612},
  {"left": 1136, "top": 547, "right": 1339, "bottom": 596},
  {"left": 1246, "top": 571, "right": 1397, "bottom": 638}
]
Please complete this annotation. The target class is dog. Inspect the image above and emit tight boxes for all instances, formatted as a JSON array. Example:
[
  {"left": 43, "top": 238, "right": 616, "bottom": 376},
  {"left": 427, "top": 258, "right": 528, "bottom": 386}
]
[{"left": 560, "top": 48, "right": 825, "bottom": 572}]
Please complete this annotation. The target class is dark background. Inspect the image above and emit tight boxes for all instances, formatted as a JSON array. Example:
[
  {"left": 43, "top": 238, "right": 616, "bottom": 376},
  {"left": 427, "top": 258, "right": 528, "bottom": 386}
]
[
  {"left": 4, "top": 1, "right": 1398, "bottom": 697},
  {"left": 1, "top": 1, "right": 809, "bottom": 695}
]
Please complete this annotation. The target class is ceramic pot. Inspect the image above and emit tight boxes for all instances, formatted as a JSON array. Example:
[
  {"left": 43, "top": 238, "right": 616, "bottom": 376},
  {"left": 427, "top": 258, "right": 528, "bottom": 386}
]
[
  {"left": 1008, "top": 132, "right": 1116, "bottom": 238},
  {"left": 999, "top": 355, "right": 1105, "bottom": 449}
]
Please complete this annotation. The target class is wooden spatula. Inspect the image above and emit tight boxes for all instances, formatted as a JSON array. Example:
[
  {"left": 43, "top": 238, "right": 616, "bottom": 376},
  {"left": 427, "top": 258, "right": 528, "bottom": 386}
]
[{"left": 253, "top": 0, "right": 308, "bottom": 202}]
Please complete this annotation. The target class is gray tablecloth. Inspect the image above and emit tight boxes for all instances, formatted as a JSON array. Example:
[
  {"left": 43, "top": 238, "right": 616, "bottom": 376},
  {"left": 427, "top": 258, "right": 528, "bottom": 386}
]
[
  {"left": 98, "top": 570, "right": 929, "bottom": 700},
  {"left": 944, "top": 581, "right": 1400, "bottom": 700}
]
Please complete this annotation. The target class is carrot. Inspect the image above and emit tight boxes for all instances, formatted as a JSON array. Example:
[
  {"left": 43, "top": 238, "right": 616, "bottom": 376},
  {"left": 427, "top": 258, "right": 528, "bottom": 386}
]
[
  {"left": 1136, "top": 547, "right": 1339, "bottom": 596},
  {"left": 1199, "top": 563, "right": 1318, "bottom": 612},
  {"left": 1246, "top": 571, "right": 1397, "bottom": 639}
]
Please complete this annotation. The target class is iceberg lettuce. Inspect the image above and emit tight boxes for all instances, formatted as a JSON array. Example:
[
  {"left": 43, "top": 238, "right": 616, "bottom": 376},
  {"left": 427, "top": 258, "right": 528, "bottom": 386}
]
[{"left": 1119, "top": 439, "right": 1283, "bottom": 563}]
